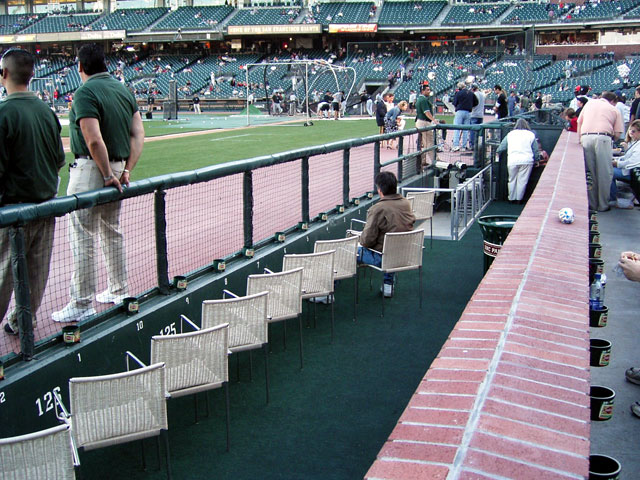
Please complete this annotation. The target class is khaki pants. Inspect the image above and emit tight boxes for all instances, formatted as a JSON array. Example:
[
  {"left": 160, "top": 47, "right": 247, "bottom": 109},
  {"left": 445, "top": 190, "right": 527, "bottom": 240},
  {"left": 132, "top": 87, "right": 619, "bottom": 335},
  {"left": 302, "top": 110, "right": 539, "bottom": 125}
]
[
  {"left": 416, "top": 119, "right": 434, "bottom": 167},
  {"left": 582, "top": 134, "right": 613, "bottom": 211},
  {"left": 67, "top": 158, "right": 127, "bottom": 308},
  {"left": 0, "top": 217, "right": 55, "bottom": 329}
]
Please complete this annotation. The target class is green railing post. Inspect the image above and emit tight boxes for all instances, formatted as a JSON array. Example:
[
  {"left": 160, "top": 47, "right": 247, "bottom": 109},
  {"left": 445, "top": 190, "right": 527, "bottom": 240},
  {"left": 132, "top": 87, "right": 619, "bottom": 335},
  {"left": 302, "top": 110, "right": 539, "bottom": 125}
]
[
  {"left": 301, "top": 156, "right": 310, "bottom": 222},
  {"left": 243, "top": 170, "right": 254, "bottom": 248},
  {"left": 398, "top": 136, "right": 404, "bottom": 157},
  {"left": 373, "top": 141, "right": 381, "bottom": 191},
  {"left": 9, "top": 226, "right": 34, "bottom": 361},
  {"left": 154, "top": 190, "right": 170, "bottom": 295},
  {"left": 342, "top": 149, "right": 350, "bottom": 206}
]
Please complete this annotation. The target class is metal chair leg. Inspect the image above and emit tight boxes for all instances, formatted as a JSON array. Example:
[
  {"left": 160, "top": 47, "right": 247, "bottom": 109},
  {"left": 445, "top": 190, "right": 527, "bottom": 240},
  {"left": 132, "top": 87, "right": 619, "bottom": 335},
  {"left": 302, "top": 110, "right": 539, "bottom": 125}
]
[
  {"left": 263, "top": 344, "right": 270, "bottom": 404},
  {"left": 298, "top": 314, "right": 304, "bottom": 369},
  {"left": 162, "top": 430, "right": 172, "bottom": 480},
  {"left": 283, "top": 319, "right": 287, "bottom": 350},
  {"left": 141, "top": 439, "right": 147, "bottom": 471},
  {"left": 430, "top": 219, "right": 433, "bottom": 249},
  {"left": 224, "top": 382, "right": 230, "bottom": 452},
  {"left": 330, "top": 298, "right": 334, "bottom": 343},
  {"left": 353, "top": 275, "right": 358, "bottom": 321},
  {"left": 419, "top": 266, "right": 423, "bottom": 309},
  {"left": 381, "top": 274, "right": 385, "bottom": 318}
]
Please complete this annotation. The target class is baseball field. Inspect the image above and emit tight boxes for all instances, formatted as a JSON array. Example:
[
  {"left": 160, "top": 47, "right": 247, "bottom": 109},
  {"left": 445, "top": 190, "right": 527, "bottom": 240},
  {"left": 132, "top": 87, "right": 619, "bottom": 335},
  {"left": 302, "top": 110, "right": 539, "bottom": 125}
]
[{"left": 57, "top": 113, "right": 454, "bottom": 196}]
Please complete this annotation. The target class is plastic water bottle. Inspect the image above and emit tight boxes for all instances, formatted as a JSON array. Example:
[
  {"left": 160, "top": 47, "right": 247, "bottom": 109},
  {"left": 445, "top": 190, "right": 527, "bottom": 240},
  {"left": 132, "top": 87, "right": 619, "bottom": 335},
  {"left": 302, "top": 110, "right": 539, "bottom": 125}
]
[{"left": 590, "top": 273, "right": 604, "bottom": 310}]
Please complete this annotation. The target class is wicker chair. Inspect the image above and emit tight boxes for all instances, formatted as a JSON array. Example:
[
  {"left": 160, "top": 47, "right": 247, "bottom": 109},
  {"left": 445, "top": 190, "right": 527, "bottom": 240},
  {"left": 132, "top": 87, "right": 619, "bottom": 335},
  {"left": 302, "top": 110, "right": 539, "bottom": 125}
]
[
  {"left": 0, "top": 424, "right": 78, "bottom": 479},
  {"left": 68, "top": 361, "right": 171, "bottom": 479},
  {"left": 202, "top": 291, "right": 270, "bottom": 403},
  {"left": 360, "top": 229, "right": 425, "bottom": 317},
  {"left": 314, "top": 236, "right": 358, "bottom": 320},
  {"left": 407, "top": 190, "right": 436, "bottom": 247},
  {"left": 151, "top": 322, "right": 230, "bottom": 450},
  {"left": 282, "top": 250, "right": 336, "bottom": 341},
  {"left": 246, "top": 267, "right": 304, "bottom": 368}
]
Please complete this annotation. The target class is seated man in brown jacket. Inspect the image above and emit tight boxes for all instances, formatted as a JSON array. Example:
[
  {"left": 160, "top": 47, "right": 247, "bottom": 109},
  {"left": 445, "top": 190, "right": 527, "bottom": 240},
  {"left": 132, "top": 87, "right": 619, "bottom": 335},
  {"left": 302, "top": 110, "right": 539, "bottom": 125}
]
[{"left": 358, "top": 171, "right": 416, "bottom": 297}]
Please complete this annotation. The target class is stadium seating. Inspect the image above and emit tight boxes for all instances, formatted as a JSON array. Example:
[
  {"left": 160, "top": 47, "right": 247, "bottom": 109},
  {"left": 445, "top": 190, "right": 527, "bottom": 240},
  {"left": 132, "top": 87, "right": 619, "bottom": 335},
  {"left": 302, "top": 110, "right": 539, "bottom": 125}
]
[
  {"left": 227, "top": 7, "right": 301, "bottom": 26},
  {"left": 306, "top": 2, "right": 374, "bottom": 25},
  {"left": 378, "top": 1, "right": 446, "bottom": 26},
  {"left": 568, "top": 0, "right": 638, "bottom": 21},
  {"left": 21, "top": 13, "right": 100, "bottom": 33},
  {"left": 442, "top": 3, "right": 508, "bottom": 25},
  {"left": 152, "top": 6, "right": 234, "bottom": 31},
  {"left": 0, "top": 13, "right": 42, "bottom": 34},
  {"left": 501, "top": 2, "right": 570, "bottom": 24},
  {"left": 92, "top": 8, "right": 169, "bottom": 32}
]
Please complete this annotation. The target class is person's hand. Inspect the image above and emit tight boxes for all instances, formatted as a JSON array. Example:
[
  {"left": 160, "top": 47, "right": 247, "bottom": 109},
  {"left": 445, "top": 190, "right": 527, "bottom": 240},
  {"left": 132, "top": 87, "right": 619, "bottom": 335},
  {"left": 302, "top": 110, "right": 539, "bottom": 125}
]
[
  {"left": 104, "top": 175, "right": 123, "bottom": 193},
  {"left": 619, "top": 251, "right": 640, "bottom": 282},
  {"left": 120, "top": 170, "right": 130, "bottom": 187},
  {"left": 612, "top": 159, "right": 618, "bottom": 167}
]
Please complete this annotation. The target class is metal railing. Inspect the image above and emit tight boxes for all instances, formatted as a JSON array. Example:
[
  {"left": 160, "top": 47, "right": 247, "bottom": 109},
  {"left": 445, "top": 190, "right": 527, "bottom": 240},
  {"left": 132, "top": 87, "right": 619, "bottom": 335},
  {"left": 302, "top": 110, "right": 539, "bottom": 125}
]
[{"left": 0, "top": 123, "right": 496, "bottom": 363}]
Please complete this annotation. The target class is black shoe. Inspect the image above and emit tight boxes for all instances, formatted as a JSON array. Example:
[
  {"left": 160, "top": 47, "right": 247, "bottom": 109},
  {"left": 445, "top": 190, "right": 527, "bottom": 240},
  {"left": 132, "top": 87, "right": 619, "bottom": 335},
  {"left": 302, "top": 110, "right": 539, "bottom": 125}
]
[{"left": 4, "top": 323, "right": 18, "bottom": 336}]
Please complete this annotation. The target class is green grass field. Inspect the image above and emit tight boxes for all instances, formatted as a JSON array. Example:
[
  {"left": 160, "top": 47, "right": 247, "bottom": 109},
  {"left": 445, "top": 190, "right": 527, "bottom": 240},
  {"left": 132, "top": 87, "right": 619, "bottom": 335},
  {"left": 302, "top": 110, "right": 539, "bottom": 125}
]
[{"left": 58, "top": 115, "right": 454, "bottom": 196}]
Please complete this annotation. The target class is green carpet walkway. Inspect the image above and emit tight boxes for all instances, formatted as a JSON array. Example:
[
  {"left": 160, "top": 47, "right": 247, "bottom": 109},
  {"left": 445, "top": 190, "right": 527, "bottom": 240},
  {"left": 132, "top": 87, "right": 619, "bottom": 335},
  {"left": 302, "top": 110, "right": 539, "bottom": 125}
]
[{"left": 80, "top": 201, "right": 523, "bottom": 480}]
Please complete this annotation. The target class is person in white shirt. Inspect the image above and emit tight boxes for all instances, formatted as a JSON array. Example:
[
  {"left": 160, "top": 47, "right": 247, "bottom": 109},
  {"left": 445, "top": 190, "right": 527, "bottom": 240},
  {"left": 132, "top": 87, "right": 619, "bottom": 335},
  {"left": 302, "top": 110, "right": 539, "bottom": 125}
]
[
  {"left": 616, "top": 94, "right": 631, "bottom": 133},
  {"left": 496, "top": 118, "right": 538, "bottom": 202},
  {"left": 611, "top": 119, "right": 640, "bottom": 204}
]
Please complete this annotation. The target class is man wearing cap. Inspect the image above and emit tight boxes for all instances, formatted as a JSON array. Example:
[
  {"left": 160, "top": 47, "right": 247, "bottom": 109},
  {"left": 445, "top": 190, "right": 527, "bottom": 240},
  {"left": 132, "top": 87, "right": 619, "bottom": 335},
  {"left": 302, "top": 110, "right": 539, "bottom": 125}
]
[
  {"left": 52, "top": 43, "right": 144, "bottom": 323},
  {"left": 0, "top": 49, "right": 65, "bottom": 336},
  {"left": 415, "top": 82, "right": 438, "bottom": 167},
  {"left": 577, "top": 91, "right": 624, "bottom": 212}
]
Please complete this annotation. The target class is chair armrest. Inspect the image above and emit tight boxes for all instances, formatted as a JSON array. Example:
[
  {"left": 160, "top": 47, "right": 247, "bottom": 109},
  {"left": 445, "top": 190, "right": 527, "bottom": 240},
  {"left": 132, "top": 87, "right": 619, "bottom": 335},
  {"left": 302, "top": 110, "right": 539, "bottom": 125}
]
[
  {"left": 222, "top": 289, "right": 239, "bottom": 299},
  {"left": 350, "top": 219, "right": 366, "bottom": 231},
  {"left": 180, "top": 314, "right": 200, "bottom": 333},
  {"left": 346, "top": 229, "right": 362, "bottom": 238},
  {"left": 125, "top": 351, "right": 147, "bottom": 371}
]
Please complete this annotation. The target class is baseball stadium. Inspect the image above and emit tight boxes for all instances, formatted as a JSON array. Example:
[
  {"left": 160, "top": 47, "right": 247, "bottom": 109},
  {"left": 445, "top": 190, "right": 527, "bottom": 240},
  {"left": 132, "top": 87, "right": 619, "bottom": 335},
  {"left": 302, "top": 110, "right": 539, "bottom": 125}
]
[{"left": 1, "top": 0, "right": 639, "bottom": 478}]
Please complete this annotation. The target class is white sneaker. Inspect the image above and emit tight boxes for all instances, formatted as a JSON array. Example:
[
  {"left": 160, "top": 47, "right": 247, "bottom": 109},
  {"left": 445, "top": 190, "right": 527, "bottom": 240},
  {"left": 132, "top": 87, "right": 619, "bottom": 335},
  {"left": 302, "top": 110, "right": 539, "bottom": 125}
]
[
  {"left": 451, "top": 146, "right": 460, "bottom": 152},
  {"left": 96, "top": 290, "right": 128, "bottom": 304},
  {"left": 52, "top": 304, "right": 96, "bottom": 323},
  {"left": 381, "top": 284, "right": 394, "bottom": 298},
  {"left": 308, "top": 294, "right": 334, "bottom": 304}
]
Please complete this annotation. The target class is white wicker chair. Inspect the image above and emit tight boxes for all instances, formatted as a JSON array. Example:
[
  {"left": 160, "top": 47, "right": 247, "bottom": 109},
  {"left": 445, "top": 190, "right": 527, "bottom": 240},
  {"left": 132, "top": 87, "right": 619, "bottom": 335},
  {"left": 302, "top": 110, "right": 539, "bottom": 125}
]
[
  {"left": 314, "top": 236, "right": 358, "bottom": 320},
  {"left": 0, "top": 424, "right": 78, "bottom": 480},
  {"left": 407, "top": 190, "right": 435, "bottom": 247},
  {"left": 68, "top": 362, "right": 171, "bottom": 479},
  {"left": 202, "top": 291, "right": 270, "bottom": 403},
  {"left": 360, "top": 229, "right": 425, "bottom": 317},
  {"left": 246, "top": 267, "right": 304, "bottom": 368},
  {"left": 282, "top": 250, "right": 336, "bottom": 341},
  {"left": 151, "top": 322, "right": 230, "bottom": 450}
]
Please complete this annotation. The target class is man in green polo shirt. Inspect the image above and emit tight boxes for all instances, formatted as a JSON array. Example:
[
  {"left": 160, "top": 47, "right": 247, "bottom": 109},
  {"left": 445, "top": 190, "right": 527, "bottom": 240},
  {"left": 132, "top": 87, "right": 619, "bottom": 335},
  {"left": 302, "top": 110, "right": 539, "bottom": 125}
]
[
  {"left": 53, "top": 43, "right": 144, "bottom": 323},
  {"left": 415, "top": 82, "right": 438, "bottom": 168},
  {"left": 0, "top": 49, "right": 65, "bottom": 336}
]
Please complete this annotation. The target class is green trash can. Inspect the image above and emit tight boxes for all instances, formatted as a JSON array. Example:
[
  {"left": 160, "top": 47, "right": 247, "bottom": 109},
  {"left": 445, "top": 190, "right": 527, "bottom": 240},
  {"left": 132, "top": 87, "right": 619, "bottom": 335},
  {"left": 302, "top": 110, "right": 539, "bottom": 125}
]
[{"left": 478, "top": 215, "right": 519, "bottom": 273}]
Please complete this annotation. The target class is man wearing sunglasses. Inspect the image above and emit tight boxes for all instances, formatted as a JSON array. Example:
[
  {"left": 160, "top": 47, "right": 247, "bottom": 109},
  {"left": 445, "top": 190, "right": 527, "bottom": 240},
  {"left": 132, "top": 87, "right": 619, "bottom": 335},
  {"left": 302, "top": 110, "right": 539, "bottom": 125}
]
[{"left": 0, "top": 49, "right": 65, "bottom": 336}]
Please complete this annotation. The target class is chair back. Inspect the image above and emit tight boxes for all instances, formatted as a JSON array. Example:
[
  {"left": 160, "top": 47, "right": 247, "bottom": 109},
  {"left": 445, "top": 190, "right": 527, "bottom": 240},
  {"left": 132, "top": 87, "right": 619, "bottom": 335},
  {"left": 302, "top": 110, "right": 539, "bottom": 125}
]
[
  {"left": 282, "top": 250, "right": 335, "bottom": 299},
  {"left": 381, "top": 229, "right": 425, "bottom": 272},
  {"left": 151, "top": 323, "right": 229, "bottom": 398},
  {"left": 0, "top": 424, "right": 76, "bottom": 480},
  {"left": 246, "top": 267, "right": 303, "bottom": 323},
  {"left": 314, "top": 237, "right": 358, "bottom": 281},
  {"left": 202, "top": 291, "right": 269, "bottom": 351},
  {"left": 69, "top": 362, "right": 168, "bottom": 451},
  {"left": 407, "top": 191, "right": 435, "bottom": 221}
]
